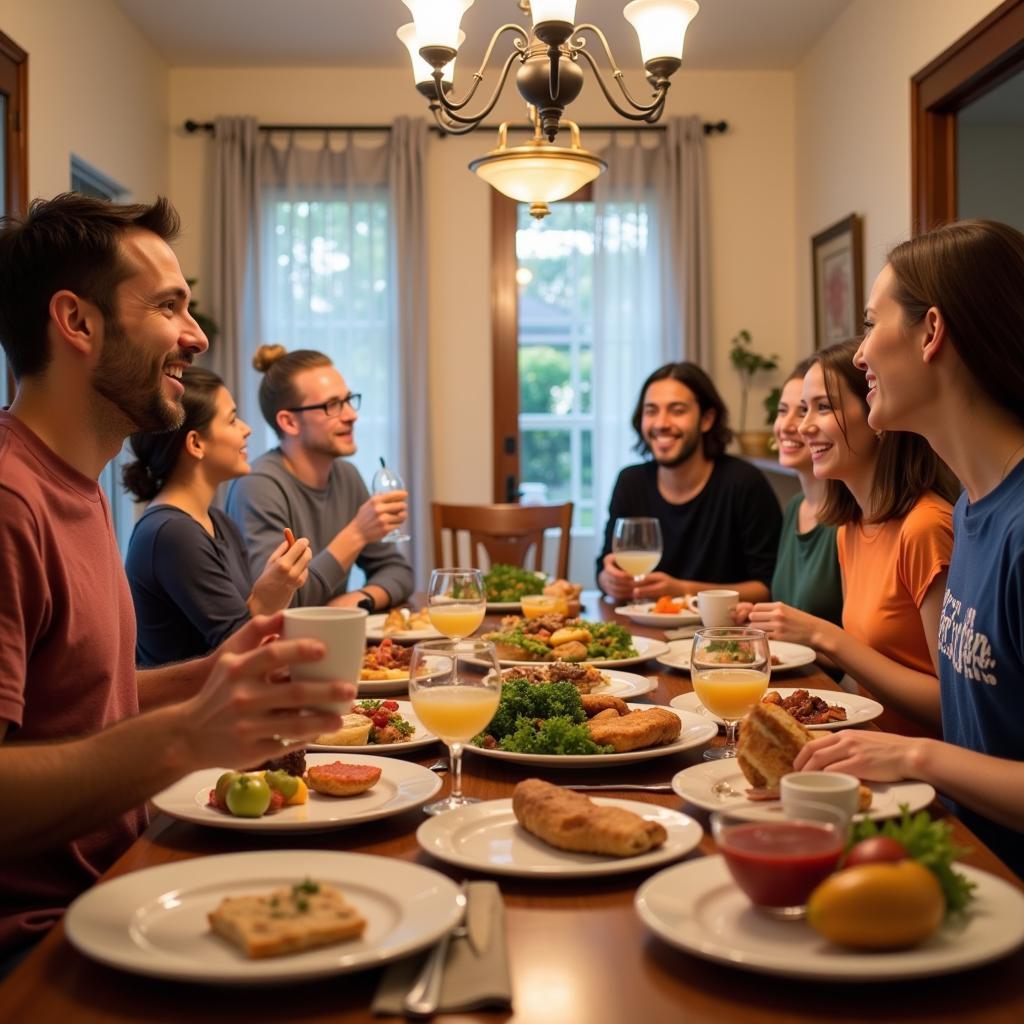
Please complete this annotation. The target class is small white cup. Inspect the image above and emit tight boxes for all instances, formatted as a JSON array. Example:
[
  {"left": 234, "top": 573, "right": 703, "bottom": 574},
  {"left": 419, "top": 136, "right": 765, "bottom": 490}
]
[
  {"left": 781, "top": 771, "right": 860, "bottom": 826},
  {"left": 696, "top": 589, "right": 740, "bottom": 627},
  {"left": 281, "top": 607, "right": 367, "bottom": 713}
]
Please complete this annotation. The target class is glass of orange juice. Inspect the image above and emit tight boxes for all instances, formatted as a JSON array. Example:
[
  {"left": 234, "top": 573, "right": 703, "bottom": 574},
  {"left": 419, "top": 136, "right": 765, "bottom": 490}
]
[
  {"left": 690, "top": 627, "right": 770, "bottom": 762},
  {"left": 408, "top": 639, "right": 501, "bottom": 815},
  {"left": 426, "top": 568, "right": 486, "bottom": 640},
  {"left": 521, "top": 594, "right": 558, "bottom": 618}
]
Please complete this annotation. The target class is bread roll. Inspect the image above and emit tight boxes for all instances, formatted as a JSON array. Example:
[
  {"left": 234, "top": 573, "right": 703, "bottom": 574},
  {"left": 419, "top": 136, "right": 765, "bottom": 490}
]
[{"left": 314, "top": 714, "right": 373, "bottom": 746}]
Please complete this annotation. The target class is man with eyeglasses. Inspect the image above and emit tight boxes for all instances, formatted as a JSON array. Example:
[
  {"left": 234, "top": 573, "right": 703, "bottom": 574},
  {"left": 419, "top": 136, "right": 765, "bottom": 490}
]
[{"left": 226, "top": 345, "right": 413, "bottom": 610}]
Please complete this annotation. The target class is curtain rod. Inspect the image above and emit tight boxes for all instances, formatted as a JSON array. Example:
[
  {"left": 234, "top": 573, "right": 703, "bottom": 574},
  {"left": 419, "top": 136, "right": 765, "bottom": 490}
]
[{"left": 183, "top": 119, "right": 729, "bottom": 136}]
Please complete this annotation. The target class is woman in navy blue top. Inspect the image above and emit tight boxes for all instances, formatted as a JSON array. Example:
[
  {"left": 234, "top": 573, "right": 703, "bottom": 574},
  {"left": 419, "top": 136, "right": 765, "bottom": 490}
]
[
  {"left": 124, "top": 367, "right": 311, "bottom": 666},
  {"left": 795, "top": 220, "right": 1024, "bottom": 877}
]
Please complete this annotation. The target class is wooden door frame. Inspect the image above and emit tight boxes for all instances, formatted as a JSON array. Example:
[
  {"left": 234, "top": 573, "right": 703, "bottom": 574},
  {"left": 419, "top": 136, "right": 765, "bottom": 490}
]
[
  {"left": 490, "top": 185, "right": 593, "bottom": 503},
  {"left": 911, "top": 0, "right": 1024, "bottom": 233}
]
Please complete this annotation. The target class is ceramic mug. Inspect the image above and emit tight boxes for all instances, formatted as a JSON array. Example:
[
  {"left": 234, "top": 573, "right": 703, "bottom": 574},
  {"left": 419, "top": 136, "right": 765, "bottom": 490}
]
[
  {"left": 696, "top": 589, "right": 740, "bottom": 627},
  {"left": 281, "top": 606, "right": 366, "bottom": 712},
  {"left": 780, "top": 771, "right": 860, "bottom": 825}
]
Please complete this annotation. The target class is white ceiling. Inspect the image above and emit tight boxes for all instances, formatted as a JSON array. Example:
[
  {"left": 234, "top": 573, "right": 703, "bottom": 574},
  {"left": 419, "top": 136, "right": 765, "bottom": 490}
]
[{"left": 114, "top": 0, "right": 853, "bottom": 70}]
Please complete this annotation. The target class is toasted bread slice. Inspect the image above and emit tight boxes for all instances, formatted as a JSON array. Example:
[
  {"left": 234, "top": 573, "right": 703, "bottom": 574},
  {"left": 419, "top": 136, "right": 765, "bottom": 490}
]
[
  {"left": 208, "top": 881, "right": 366, "bottom": 959},
  {"left": 736, "top": 701, "right": 813, "bottom": 790},
  {"left": 306, "top": 761, "right": 382, "bottom": 796}
]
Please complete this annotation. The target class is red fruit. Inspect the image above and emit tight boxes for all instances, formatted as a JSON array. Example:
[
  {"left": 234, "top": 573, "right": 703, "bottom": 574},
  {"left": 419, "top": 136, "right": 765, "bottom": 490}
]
[
  {"left": 372, "top": 712, "right": 390, "bottom": 728},
  {"left": 267, "top": 789, "right": 286, "bottom": 813},
  {"left": 844, "top": 836, "right": 909, "bottom": 868},
  {"left": 383, "top": 700, "right": 399, "bottom": 711}
]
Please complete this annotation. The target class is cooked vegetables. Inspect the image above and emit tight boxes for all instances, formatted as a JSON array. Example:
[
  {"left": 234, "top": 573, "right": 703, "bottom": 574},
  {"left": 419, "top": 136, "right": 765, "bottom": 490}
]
[{"left": 484, "top": 564, "right": 546, "bottom": 603}]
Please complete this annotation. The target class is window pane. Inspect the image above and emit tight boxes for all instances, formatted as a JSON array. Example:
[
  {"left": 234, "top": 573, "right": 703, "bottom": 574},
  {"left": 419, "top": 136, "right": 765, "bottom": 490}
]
[
  {"left": 581, "top": 429, "right": 593, "bottom": 499},
  {"left": 579, "top": 346, "right": 592, "bottom": 414},
  {"left": 520, "top": 429, "right": 571, "bottom": 504},
  {"left": 519, "top": 345, "right": 572, "bottom": 414}
]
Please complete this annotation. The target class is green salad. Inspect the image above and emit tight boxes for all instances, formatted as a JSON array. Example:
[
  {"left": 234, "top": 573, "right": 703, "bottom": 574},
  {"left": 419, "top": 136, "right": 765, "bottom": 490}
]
[
  {"left": 483, "top": 618, "right": 638, "bottom": 662},
  {"left": 472, "top": 678, "right": 614, "bottom": 755},
  {"left": 484, "top": 564, "right": 546, "bottom": 603}
]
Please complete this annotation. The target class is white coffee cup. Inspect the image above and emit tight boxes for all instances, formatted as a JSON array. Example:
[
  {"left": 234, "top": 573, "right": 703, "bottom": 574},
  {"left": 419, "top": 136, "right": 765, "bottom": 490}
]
[
  {"left": 696, "top": 589, "right": 740, "bottom": 628},
  {"left": 281, "top": 606, "right": 366, "bottom": 713},
  {"left": 780, "top": 771, "right": 860, "bottom": 825}
]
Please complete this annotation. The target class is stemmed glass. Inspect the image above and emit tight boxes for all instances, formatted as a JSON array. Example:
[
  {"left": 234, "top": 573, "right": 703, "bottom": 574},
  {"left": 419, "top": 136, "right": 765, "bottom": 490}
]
[
  {"left": 612, "top": 516, "right": 663, "bottom": 600},
  {"left": 426, "top": 568, "right": 486, "bottom": 641},
  {"left": 690, "top": 626, "right": 771, "bottom": 761},
  {"left": 408, "top": 639, "right": 502, "bottom": 815},
  {"left": 370, "top": 458, "right": 410, "bottom": 543}
]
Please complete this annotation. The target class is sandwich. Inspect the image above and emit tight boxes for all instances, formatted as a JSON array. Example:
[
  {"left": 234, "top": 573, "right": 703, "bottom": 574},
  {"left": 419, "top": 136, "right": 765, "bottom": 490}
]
[{"left": 736, "top": 700, "right": 813, "bottom": 792}]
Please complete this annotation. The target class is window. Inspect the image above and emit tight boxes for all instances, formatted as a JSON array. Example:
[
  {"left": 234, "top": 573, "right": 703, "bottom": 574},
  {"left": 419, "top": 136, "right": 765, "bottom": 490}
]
[{"left": 260, "top": 193, "right": 398, "bottom": 489}]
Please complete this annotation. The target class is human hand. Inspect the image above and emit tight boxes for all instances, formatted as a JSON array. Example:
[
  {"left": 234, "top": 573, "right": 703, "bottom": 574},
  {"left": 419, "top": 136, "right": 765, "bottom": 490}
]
[
  {"left": 747, "top": 601, "right": 825, "bottom": 647},
  {"left": 793, "top": 730, "right": 919, "bottom": 782},
  {"left": 627, "top": 572, "right": 677, "bottom": 600},
  {"left": 352, "top": 491, "right": 408, "bottom": 546},
  {"left": 250, "top": 537, "right": 312, "bottom": 615},
  {"left": 176, "top": 637, "right": 356, "bottom": 771},
  {"left": 731, "top": 601, "right": 753, "bottom": 625},
  {"left": 598, "top": 554, "right": 636, "bottom": 600}
]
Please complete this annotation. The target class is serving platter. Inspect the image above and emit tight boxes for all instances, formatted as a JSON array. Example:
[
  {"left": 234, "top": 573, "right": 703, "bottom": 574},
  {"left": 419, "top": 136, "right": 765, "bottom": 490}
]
[
  {"left": 657, "top": 638, "right": 817, "bottom": 673},
  {"left": 615, "top": 600, "right": 701, "bottom": 628},
  {"left": 417, "top": 797, "right": 702, "bottom": 878},
  {"left": 669, "top": 687, "right": 884, "bottom": 731},
  {"left": 635, "top": 857, "right": 1024, "bottom": 980},
  {"left": 488, "top": 634, "right": 670, "bottom": 669}
]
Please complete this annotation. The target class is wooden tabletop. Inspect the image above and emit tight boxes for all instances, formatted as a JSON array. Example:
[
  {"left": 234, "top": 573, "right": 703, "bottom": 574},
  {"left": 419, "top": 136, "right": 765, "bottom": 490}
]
[{"left": 2, "top": 598, "right": 1021, "bottom": 1024}]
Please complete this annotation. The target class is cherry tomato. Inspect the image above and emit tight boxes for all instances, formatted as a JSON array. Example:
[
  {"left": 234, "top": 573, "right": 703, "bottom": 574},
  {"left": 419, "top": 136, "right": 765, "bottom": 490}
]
[
  {"left": 383, "top": 700, "right": 399, "bottom": 711},
  {"left": 372, "top": 712, "right": 390, "bottom": 729},
  {"left": 844, "top": 836, "right": 909, "bottom": 868}
]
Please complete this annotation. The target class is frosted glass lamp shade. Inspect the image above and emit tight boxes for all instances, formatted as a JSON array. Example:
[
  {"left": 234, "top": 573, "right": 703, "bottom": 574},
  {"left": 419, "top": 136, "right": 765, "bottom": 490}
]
[
  {"left": 623, "top": 0, "right": 699, "bottom": 64},
  {"left": 401, "top": 0, "right": 474, "bottom": 52},
  {"left": 529, "top": 1, "right": 578, "bottom": 25},
  {"left": 398, "top": 23, "right": 463, "bottom": 85},
  {"left": 470, "top": 142, "right": 605, "bottom": 205}
]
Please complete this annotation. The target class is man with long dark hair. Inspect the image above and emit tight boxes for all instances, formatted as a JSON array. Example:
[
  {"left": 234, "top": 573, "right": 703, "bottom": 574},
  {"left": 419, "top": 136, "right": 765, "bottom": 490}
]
[{"left": 597, "top": 362, "right": 781, "bottom": 602}]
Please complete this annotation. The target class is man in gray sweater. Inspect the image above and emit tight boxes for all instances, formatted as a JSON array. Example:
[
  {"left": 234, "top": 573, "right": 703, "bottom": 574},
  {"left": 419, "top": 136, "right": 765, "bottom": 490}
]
[{"left": 226, "top": 346, "right": 413, "bottom": 610}]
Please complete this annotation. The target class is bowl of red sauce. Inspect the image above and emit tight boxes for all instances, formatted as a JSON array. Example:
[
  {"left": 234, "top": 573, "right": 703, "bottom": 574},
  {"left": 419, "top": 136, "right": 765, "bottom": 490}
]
[{"left": 711, "top": 806, "right": 846, "bottom": 919}]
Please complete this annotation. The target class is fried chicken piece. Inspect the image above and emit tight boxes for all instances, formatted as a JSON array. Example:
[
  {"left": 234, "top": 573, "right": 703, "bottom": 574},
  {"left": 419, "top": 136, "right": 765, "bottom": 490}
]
[
  {"left": 586, "top": 708, "right": 681, "bottom": 752},
  {"left": 580, "top": 693, "right": 629, "bottom": 718},
  {"left": 512, "top": 778, "right": 667, "bottom": 857},
  {"left": 549, "top": 640, "right": 588, "bottom": 662},
  {"left": 590, "top": 709, "right": 620, "bottom": 722}
]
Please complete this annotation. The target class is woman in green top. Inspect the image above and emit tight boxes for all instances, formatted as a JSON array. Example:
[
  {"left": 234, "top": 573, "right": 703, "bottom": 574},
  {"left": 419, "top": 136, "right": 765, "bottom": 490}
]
[{"left": 736, "top": 357, "right": 844, "bottom": 625}]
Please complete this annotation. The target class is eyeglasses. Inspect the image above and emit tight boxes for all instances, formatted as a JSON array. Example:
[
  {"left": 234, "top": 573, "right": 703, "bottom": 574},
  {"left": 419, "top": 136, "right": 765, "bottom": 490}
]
[{"left": 287, "top": 393, "right": 361, "bottom": 417}]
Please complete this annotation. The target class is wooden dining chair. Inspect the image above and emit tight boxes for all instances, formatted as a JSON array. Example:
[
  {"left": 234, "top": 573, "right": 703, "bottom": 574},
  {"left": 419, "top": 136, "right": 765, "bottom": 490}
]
[{"left": 431, "top": 502, "right": 573, "bottom": 579}]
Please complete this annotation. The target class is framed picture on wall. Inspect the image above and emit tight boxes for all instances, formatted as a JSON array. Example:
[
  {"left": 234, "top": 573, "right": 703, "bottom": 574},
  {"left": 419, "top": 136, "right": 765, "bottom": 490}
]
[{"left": 811, "top": 214, "right": 863, "bottom": 349}]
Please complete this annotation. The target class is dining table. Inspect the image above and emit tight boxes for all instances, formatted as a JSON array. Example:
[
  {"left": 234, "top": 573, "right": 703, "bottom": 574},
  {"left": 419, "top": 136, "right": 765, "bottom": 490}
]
[{"left": 1, "top": 594, "right": 1022, "bottom": 1024}]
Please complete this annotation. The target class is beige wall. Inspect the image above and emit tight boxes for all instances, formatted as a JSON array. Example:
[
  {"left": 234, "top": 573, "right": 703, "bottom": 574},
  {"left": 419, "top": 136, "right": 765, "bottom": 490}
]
[
  {"left": 168, "top": 65, "right": 797, "bottom": 502},
  {"left": 0, "top": 0, "right": 168, "bottom": 201},
  {"left": 793, "top": 0, "right": 1005, "bottom": 353}
]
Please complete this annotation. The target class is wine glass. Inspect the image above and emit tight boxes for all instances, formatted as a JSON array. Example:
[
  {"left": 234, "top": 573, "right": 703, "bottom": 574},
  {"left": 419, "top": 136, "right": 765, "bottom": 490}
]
[
  {"left": 408, "top": 639, "right": 502, "bottom": 815},
  {"left": 370, "top": 458, "right": 410, "bottom": 543},
  {"left": 612, "top": 516, "right": 663, "bottom": 601},
  {"left": 426, "top": 568, "right": 486, "bottom": 641},
  {"left": 690, "top": 626, "right": 771, "bottom": 761}
]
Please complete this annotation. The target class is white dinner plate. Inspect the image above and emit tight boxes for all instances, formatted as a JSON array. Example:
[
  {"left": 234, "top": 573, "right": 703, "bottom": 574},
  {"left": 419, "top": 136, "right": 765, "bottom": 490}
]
[
  {"left": 488, "top": 634, "right": 670, "bottom": 669},
  {"left": 150, "top": 754, "right": 441, "bottom": 832},
  {"left": 635, "top": 856, "right": 1024, "bottom": 981},
  {"left": 657, "top": 638, "right": 817, "bottom": 673},
  {"left": 365, "top": 612, "right": 441, "bottom": 643},
  {"left": 497, "top": 668, "right": 656, "bottom": 701},
  {"left": 65, "top": 850, "right": 462, "bottom": 985},
  {"left": 417, "top": 797, "right": 703, "bottom": 878},
  {"left": 308, "top": 700, "right": 438, "bottom": 755},
  {"left": 487, "top": 600, "right": 529, "bottom": 612},
  {"left": 616, "top": 601, "right": 701, "bottom": 628},
  {"left": 357, "top": 657, "right": 448, "bottom": 696},
  {"left": 669, "top": 688, "right": 884, "bottom": 731},
  {"left": 465, "top": 705, "right": 718, "bottom": 768},
  {"left": 670, "top": 759, "right": 936, "bottom": 821}
]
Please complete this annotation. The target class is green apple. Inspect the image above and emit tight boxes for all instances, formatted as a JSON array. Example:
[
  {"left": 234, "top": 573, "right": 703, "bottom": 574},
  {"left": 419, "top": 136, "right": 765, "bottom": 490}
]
[{"left": 225, "top": 774, "right": 271, "bottom": 817}]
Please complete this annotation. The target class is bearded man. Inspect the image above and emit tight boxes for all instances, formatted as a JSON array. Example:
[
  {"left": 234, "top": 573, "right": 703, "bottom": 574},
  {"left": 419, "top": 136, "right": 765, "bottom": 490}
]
[{"left": 597, "top": 362, "right": 781, "bottom": 602}]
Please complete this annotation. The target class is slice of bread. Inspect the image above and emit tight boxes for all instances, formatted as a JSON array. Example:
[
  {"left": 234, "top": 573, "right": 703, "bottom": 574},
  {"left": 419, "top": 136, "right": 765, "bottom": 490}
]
[
  {"left": 306, "top": 762, "right": 382, "bottom": 796},
  {"left": 208, "top": 880, "right": 366, "bottom": 959},
  {"left": 736, "top": 701, "right": 813, "bottom": 790},
  {"left": 315, "top": 714, "right": 373, "bottom": 747}
]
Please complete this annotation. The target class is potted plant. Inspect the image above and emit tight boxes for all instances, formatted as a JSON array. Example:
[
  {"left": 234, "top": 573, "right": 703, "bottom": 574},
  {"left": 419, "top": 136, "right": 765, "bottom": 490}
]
[
  {"left": 186, "top": 279, "right": 220, "bottom": 347},
  {"left": 729, "top": 329, "right": 778, "bottom": 456},
  {"left": 763, "top": 386, "right": 782, "bottom": 453}
]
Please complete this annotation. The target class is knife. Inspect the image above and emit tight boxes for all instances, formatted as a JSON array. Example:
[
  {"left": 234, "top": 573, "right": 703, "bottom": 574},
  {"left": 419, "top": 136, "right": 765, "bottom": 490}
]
[{"left": 465, "top": 881, "right": 499, "bottom": 956}]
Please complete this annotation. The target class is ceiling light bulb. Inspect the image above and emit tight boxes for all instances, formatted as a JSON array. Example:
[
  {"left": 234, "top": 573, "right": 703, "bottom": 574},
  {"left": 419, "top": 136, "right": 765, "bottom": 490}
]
[
  {"left": 623, "top": 0, "right": 699, "bottom": 64},
  {"left": 401, "top": 0, "right": 474, "bottom": 52},
  {"left": 529, "top": 1, "right": 578, "bottom": 26},
  {"left": 397, "top": 24, "right": 463, "bottom": 86}
]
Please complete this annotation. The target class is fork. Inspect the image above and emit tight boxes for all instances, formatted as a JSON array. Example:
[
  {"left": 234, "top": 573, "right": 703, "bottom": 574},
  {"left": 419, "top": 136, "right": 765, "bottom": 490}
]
[
  {"left": 404, "top": 883, "right": 468, "bottom": 1017},
  {"left": 566, "top": 783, "right": 674, "bottom": 793}
]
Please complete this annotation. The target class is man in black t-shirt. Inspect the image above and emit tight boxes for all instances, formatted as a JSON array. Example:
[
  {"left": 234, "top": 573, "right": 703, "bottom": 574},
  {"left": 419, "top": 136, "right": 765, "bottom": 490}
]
[{"left": 597, "top": 362, "right": 781, "bottom": 601}]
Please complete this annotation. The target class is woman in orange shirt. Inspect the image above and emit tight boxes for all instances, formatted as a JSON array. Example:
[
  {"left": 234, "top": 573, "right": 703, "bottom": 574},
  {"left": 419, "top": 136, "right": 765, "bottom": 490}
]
[{"left": 747, "top": 339, "right": 960, "bottom": 732}]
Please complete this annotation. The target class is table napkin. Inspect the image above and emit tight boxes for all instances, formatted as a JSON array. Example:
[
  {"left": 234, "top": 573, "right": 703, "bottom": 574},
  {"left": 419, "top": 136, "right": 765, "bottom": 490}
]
[
  {"left": 372, "top": 880, "right": 512, "bottom": 1016},
  {"left": 664, "top": 625, "right": 699, "bottom": 641}
]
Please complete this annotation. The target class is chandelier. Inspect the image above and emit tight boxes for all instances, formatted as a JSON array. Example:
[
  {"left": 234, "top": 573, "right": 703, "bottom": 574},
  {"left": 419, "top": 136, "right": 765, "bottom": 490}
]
[{"left": 398, "top": 0, "right": 700, "bottom": 218}]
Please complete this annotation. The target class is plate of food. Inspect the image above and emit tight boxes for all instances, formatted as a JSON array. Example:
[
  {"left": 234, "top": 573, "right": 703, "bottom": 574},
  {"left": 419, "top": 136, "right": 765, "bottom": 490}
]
[
  {"left": 483, "top": 564, "right": 548, "bottom": 610},
  {"left": 358, "top": 639, "right": 443, "bottom": 695},
  {"left": 657, "top": 638, "right": 817, "bottom": 673},
  {"left": 616, "top": 597, "right": 701, "bottom": 628},
  {"left": 635, "top": 856, "right": 1024, "bottom": 980},
  {"left": 417, "top": 780, "right": 702, "bottom": 878},
  {"left": 498, "top": 663, "right": 656, "bottom": 701},
  {"left": 670, "top": 687, "right": 883, "bottom": 731},
  {"left": 365, "top": 608, "right": 440, "bottom": 642},
  {"left": 150, "top": 753, "right": 441, "bottom": 832},
  {"left": 308, "top": 699, "right": 438, "bottom": 754},
  {"left": 465, "top": 678, "right": 717, "bottom": 766},
  {"left": 64, "top": 849, "right": 462, "bottom": 984},
  {"left": 482, "top": 613, "right": 668, "bottom": 667}
]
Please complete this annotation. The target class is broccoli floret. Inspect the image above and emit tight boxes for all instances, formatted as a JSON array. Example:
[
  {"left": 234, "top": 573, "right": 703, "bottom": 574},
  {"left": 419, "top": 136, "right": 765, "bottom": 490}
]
[
  {"left": 479, "top": 679, "right": 585, "bottom": 740},
  {"left": 497, "top": 715, "right": 613, "bottom": 755}
]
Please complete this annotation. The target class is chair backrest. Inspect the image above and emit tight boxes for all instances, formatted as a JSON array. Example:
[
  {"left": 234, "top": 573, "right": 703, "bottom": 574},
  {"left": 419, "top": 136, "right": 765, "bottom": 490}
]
[{"left": 431, "top": 502, "right": 573, "bottom": 579}]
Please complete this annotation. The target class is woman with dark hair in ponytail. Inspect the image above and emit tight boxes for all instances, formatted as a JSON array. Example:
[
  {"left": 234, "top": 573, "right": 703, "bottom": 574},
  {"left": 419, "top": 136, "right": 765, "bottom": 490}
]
[{"left": 124, "top": 367, "right": 312, "bottom": 666}]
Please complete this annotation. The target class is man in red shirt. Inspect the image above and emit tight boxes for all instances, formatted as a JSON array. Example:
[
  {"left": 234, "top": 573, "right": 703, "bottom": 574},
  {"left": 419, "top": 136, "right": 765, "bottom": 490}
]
[{"left": 0, "top": 194, "right": 352, "bottom": 961}]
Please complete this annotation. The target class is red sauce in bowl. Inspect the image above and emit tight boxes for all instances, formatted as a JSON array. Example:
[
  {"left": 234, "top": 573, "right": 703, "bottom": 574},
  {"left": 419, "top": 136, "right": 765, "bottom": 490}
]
[{"left": 719, "top": 821, "right": 843, "bottom": 907}]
